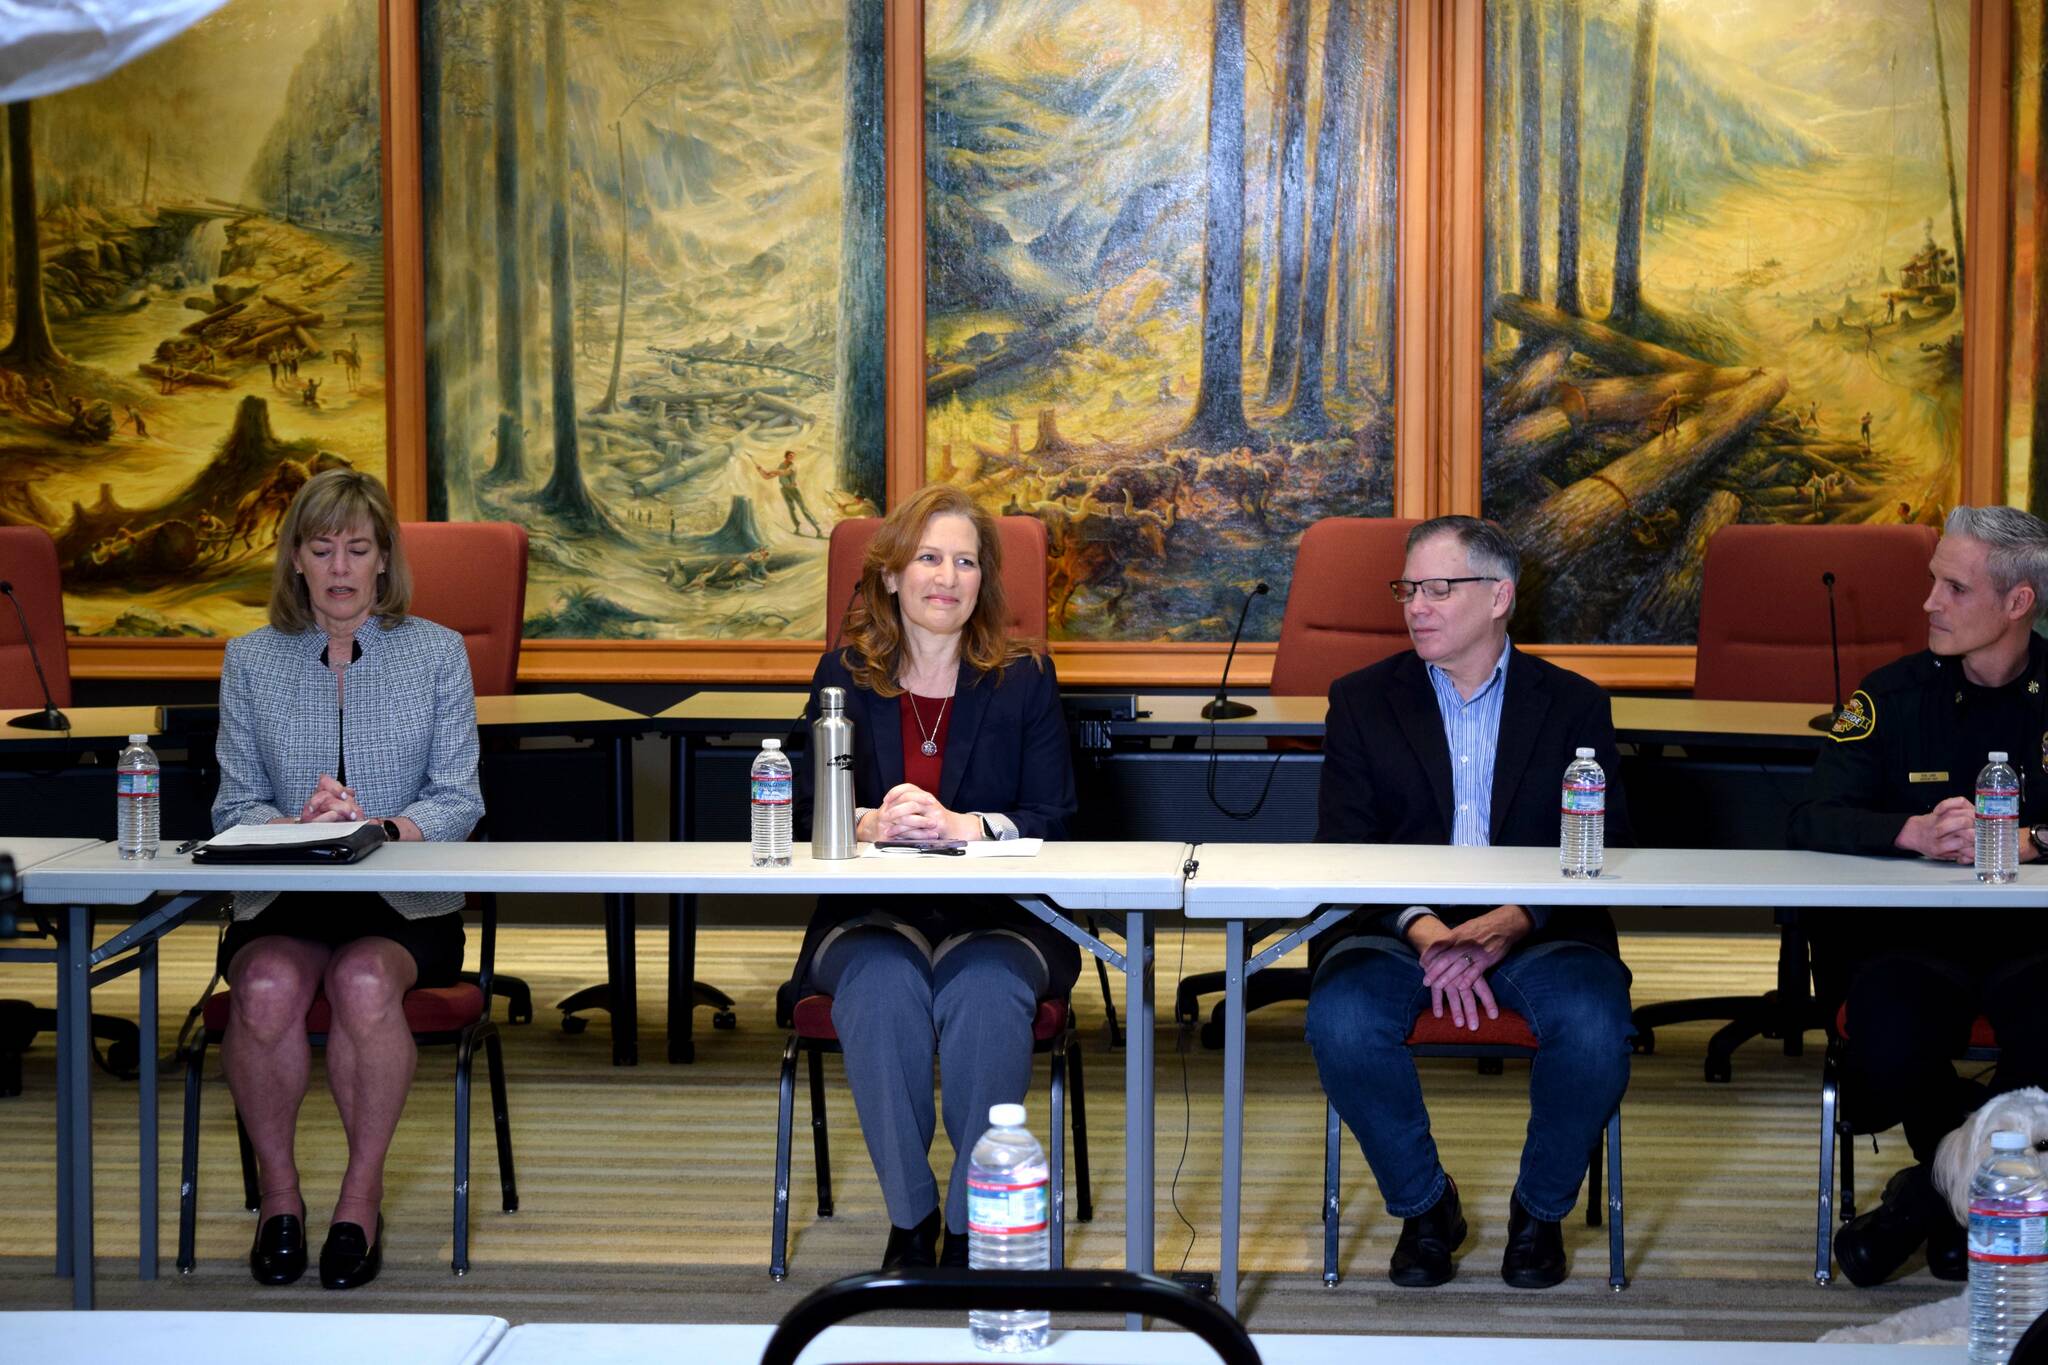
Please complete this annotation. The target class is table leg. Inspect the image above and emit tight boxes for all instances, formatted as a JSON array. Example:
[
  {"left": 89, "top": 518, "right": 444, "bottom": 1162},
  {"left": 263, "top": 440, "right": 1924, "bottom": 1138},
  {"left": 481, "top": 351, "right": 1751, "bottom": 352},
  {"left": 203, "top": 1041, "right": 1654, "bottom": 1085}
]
[
  {"left": 1123, "top": 909, "right": 1154, "bottom": 1332},
  {"left": 54, "top": 935, "right": 71, "bottom": 1280},
  {"left": 668, "top": 731, "right": 694, "bottom": 1064},
  {"left": 1218, "top": 918, "right": 1247, "bottom": 1317},
  {"left": 611, "top": 733, "right": 639, "bottom": 1067},
  {"left": 64, "top": 903, "right": 94, "bottom": 1309},
  {"left": 138, "top": 938, "right": 158, "bottom": 1281}
]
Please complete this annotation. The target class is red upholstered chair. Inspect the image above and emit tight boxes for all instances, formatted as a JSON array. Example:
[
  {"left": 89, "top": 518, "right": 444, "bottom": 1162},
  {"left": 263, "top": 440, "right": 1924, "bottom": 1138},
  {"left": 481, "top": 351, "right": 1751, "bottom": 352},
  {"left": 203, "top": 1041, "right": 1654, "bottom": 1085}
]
[
  {"left": 1268, "top": 517, "right": 1422, "bottom": 700},
  {"left": 399, "top": 521, "right": 528, "bottom": 696},
  {"left": 0, "top": 525, "right": 73, "bottom": 711},
  {"left": 1815, "top": 1003, "right": 1997, "bottom": 1285},
  {"left": 769, "top": 980, "right": 1091, "bottom": 1280},
  {"left": 1175, "top": 518, "right": 1421, "bottom": 1041},
  {"left": 1321, "top": 1008, "right": 1627, "bottom": 1290},
  {"left": 1634, "top": 523, "right": 1942, "bottom": 1082},
  {"left": 824, "top": 515, "right": 1049, "bottom": 647},
  {"left": 176, "top": 899, "right": 516, "bottom": 1276}
]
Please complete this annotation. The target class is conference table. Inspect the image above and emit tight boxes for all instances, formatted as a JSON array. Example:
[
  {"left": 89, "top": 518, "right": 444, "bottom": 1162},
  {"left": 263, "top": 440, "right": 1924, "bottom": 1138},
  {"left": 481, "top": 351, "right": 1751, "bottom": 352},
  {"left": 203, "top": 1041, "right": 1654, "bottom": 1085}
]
[
  {"left": 18, "top": 838, "right": 1187, "bottom": 1312},
  {"left": 1181, "top": 842, "right": 2048, "bottom": 1315}
]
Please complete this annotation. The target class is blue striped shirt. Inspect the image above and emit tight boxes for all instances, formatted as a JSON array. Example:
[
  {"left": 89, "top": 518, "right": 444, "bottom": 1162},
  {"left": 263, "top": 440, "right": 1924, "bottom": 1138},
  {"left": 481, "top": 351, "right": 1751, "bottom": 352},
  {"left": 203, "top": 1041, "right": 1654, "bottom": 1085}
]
[{"left": 1426, "top": 636, "right": 1512, "bottom": 849}]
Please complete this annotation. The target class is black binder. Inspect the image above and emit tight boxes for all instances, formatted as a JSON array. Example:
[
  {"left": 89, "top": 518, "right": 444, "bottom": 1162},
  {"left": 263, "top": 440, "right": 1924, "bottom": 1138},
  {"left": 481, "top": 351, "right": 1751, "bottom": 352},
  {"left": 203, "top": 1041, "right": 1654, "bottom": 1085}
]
[{"left": 191, "top": 823, "right": 389, "bottom": 865}]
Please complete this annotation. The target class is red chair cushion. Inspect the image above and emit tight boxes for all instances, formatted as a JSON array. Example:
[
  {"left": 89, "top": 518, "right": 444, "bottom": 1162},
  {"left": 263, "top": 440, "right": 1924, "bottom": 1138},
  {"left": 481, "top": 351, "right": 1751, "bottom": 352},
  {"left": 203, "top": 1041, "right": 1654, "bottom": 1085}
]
[
  {"left": 1834, "top": 1001, "right": 1996, "bottom": 1051},
  {"left": 1406, "top": 1006, "right": 1541, "bottom": 1050},
  {"left": 204, "top": 983, "right": 485, "bottom": 1036},
  {"left": 793, "top": 993, "right": 1069, "bottom": 1044},
  {"left": 1269, "top": 517, "right": 1421, "bottom": 699}
]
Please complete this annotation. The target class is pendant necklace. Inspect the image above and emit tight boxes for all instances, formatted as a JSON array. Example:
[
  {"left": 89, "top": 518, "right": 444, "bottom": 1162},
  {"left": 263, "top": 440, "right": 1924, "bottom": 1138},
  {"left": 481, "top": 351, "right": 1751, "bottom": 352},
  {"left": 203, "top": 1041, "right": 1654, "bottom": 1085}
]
[{"left": 907, "top": 692, "right": 948, "bottom": 757}]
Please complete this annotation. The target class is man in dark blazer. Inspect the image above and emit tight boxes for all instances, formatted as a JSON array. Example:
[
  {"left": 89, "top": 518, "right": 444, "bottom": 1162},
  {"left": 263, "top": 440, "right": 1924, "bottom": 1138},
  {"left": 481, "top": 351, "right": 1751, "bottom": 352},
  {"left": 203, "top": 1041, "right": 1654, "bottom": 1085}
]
[{"left": 1305, "top": 515, "right": 1634, "bottom": 1290}]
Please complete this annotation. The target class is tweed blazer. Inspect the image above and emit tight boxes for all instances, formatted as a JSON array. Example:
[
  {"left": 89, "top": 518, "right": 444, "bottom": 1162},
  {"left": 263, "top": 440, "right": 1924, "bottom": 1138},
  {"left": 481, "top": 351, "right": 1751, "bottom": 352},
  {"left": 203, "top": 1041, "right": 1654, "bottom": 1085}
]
[{"left": 212, "top": 615, "right": 484, "bottom": 920}]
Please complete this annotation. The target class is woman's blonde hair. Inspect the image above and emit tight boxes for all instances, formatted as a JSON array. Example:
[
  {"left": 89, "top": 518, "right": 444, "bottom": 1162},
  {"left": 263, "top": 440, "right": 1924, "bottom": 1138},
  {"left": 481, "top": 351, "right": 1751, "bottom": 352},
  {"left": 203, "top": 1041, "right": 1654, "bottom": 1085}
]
[
  {"left": 840, "top": 484, "right": 1034, "bottom": 695},
  {"left": 267, "top": 467, "right": 411, "bottom": 633}
]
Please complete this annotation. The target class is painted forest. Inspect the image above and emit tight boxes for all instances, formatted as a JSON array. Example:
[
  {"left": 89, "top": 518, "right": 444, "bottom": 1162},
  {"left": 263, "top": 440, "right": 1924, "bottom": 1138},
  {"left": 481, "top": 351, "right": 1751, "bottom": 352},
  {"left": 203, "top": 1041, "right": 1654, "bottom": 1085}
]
[
  {"left": 1480, "top": 0, "right": 1968, "bottom": 646},
  {"left": 926, "top": 0, "right": 1399, "bottom": 644},
  {"left": 422, "top": 0, "right": 885, "bottom": 642}
]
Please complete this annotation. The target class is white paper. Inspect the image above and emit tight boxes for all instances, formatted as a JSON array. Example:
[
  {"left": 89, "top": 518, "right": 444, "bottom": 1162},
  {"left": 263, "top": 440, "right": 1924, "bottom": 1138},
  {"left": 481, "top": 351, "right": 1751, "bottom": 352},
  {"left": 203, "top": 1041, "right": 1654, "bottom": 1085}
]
[
  {"left": 206, "top": 820, "right": 373, "bottom": 848},
  {"left": 861, "top": 838, "right": 1043, "bottom": 859},
  {"left": 0, "top": 1, "right": 229, "bottom": 103}
]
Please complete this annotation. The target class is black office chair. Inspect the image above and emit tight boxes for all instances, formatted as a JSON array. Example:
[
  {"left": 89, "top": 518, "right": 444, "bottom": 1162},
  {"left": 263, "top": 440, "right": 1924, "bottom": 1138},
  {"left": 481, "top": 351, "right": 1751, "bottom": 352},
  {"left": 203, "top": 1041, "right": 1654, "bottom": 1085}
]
[{"left": 762, "top": 1269, "right": 1262, "bottom": 1365}]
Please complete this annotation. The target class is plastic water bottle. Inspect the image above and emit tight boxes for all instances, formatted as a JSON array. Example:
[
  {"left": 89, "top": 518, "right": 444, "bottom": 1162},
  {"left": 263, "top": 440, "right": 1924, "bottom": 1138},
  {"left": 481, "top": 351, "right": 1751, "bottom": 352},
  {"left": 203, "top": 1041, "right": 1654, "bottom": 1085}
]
[
  {"left": 1976, "top": 752, "right": 2021, "bottom": 885},
  {"left": 1560, "top": 747, "right": 1605, "bottom": 878},
  {"left": 749, "top": 737, "right": 792, "bottom": 868},
  {"left": 116, "top": 733, "right": 160, "bottom": 861},
  {"left": 968, "top": 1102, "right": 1050, "bottom": 1353},
  {"left": 1968, "top": 1130, "right": 2048, "bottom": 1364}
]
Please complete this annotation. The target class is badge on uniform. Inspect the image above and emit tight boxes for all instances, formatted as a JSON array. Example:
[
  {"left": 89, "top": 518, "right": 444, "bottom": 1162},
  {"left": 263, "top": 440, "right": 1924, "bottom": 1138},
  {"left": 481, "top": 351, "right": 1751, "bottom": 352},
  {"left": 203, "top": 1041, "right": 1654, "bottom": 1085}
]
[{"left": 1829, "top": 689, "right": 1874, "bottom": 742}]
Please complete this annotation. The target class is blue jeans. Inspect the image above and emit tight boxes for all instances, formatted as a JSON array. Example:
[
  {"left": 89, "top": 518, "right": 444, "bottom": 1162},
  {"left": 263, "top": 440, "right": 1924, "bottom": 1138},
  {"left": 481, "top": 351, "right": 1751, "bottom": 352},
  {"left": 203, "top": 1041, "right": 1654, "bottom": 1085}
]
[{"left": 1305, "top": 937, "right": 1634, "bottom": 1222}]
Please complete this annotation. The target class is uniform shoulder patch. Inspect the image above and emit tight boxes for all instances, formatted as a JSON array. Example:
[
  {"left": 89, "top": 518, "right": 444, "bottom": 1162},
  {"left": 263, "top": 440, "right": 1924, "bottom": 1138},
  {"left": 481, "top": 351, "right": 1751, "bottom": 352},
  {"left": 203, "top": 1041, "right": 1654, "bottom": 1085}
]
[{"left": 1828, "top": 689, "right": 1875, "bottom": 742}]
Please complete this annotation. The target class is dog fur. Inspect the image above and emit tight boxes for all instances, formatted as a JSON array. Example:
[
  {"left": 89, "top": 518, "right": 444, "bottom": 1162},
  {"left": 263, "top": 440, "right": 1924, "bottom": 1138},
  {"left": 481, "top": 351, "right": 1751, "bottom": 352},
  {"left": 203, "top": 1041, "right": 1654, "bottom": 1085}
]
[{"left": 1931, "top": 1086, "right": 2048, "bottom": 1227}]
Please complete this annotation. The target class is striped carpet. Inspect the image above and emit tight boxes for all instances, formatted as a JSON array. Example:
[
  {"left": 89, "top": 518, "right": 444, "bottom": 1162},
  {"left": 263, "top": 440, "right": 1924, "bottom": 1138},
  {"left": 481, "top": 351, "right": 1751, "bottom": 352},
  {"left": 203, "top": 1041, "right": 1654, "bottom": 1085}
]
[{"left": 0, "top": 923, "right": 1963, "bottom": 1338}]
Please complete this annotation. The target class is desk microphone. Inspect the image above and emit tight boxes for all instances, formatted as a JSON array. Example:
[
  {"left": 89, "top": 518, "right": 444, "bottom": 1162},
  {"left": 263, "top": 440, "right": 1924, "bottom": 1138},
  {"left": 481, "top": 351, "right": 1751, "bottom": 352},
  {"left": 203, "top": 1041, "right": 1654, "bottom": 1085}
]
[
  {"left": 1808, "top": 570, "right": 1845, "bottom": 733},
  {"left": 0, "top": 580, "right": 68, "bottom": 731},
  {"left": 1203, "top": 581, "right": 1269, "bottom": 721}
]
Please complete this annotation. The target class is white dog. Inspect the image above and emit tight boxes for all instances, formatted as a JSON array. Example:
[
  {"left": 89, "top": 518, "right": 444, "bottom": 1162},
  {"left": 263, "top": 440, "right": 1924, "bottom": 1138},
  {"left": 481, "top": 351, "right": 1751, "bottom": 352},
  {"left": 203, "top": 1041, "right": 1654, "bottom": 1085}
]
[{"left": 1932, "top": 1086, "right": 2048, "bottom": 1227}]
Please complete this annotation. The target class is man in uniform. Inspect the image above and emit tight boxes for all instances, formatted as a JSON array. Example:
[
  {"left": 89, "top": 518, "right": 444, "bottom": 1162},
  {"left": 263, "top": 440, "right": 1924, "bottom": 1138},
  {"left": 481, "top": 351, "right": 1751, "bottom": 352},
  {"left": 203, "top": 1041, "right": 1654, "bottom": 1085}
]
[{"left": 1788, "top": 504, "right": 2048, "bottom": 1286}]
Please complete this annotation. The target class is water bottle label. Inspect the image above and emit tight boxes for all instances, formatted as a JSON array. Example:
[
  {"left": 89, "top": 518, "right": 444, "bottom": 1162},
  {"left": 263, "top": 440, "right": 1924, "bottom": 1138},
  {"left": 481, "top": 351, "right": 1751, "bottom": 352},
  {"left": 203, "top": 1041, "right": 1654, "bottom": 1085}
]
[
  {"left": 1976, "top": 787, "right": 2019, "bottom": 819},
  {"left": 1561, "top": 782, "right": 1605, "bottom": 816},
  {"left": 967, "top": 1176, "right": 1048, "bottom": 1235},
  {"left": 751, "top": 774, "right": 791, "bottom": 805},
  {"left": 117, "top": 770, "right": 160, "bottom": 797},
  {"left": 1969, "top": 1203, "right": 2048, "bottom": 1263}
]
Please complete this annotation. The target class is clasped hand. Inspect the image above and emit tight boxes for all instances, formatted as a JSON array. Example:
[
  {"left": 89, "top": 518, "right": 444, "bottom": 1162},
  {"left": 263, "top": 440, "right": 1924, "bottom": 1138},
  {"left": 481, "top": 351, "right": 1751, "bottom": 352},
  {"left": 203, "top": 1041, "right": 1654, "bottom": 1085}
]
[
  {"left": 859, "top": 783, "right": 973, "bottom": 843},
  {"left": 1409, "top": 906, "right": 1533, "bottom": 1031},
  {"left": 298, "top": 773, "right": 364, "bottom": 824},
  {"left": 1897, "top": 796, "right": 1983, "bottom": 865}
]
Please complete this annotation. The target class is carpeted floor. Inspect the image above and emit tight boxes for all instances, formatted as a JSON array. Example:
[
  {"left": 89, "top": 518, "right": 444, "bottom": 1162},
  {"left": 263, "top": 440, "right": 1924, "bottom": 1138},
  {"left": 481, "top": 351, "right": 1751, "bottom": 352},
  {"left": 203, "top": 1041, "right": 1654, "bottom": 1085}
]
[{"left": 0, "top": 924, "right": 1968, "bottom": 1338}]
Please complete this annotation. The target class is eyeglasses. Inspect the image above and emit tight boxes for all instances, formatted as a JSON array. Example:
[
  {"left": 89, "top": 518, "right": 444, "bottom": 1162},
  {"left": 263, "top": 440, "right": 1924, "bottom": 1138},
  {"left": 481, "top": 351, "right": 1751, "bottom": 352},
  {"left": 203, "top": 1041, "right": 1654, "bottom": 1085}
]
[{"left": 1388, "top": 577, "right": 1501, "bottom": 603}]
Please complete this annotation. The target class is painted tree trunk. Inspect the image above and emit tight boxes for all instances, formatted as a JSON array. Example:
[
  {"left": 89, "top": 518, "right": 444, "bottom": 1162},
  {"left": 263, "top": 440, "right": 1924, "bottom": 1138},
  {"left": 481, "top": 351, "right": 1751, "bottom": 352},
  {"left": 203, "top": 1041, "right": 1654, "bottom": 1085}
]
[
  {"left": 1481, "top": 2, "right": 1505, "bottom": 353},
  {"left": 1554, "top": 0, "right": 1584, "bottom": 315},
  {"left": 539, "top": 0, "right": 605, "bottom": 529},
  {"left": 1249, "top": 0, "right": 1292, "bottom": 364},
  {"left": 487, "top": 0, "right": 526, "bottom": 486},
  {"left": 0, "top": 102, "right": 65, "bottom": 370},
  {"left": 598, "top": 118, "right": 629, "bottom": 414},
  {"left": 1370, "top": 8, "right": 1398, "bottom": 408},
  {"left": 1609, "top": 0, "right": 1659, "bottom": 328},
  {"left": 419, "top": 3, "right": 449, "bottom": 519},
  {"left": 1627, "top": 489, "right": 1740, "bottom": 638},
  {"left": 1515, "top": 0, "right": 1544, "bottom": 298},
  {"left": 835, "top": 0, "right": 886, "bottom": 508},
  {"left": 1495, "top": 294, "right": 1709, "bottom": 375},
  {"left": 1930, "top": 0, "right": 1965, "bottom": 290},
  {"left": 1495, "top": 365, "right": 1760, "bottom": 475},
  {"left": 1183, "top": 0, "right": 1257, "bottom": 450},
  {"left": 1281, "top": 0, "right": 1360, "bottom": 436},
  {"left": 1262, "top": 0, "right": 1313, "bottom": 404}
]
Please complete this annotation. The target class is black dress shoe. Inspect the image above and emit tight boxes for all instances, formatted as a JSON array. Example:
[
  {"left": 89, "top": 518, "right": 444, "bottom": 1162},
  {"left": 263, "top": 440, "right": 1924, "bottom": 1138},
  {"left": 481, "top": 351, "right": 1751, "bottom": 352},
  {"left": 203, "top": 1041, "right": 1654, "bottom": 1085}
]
[
  {"left": 319, "top": 1215, "right": 383, "bottom": 1290},
  {"left": 1928, "top": 1211, "right": 1969, "bottom": 1282},
  {"left": 1388, "top": 1179, "right": 1466, "bottom": 1287},
  {"left": 881, "top": 1208, "right": 941, "bottom": 1271},
  {"left": 249, "top": 1205, "right": 308, "bottom": 1286},
  {"left": 1501, "top": 1194, "right": 1567, "bottom": 1288},
  {"left": 941, "top": 1228, "right": 969, "bottom": 1267},
  {"left": 1835, "top": 1165, "right": 1936, "bottom": 1288}
]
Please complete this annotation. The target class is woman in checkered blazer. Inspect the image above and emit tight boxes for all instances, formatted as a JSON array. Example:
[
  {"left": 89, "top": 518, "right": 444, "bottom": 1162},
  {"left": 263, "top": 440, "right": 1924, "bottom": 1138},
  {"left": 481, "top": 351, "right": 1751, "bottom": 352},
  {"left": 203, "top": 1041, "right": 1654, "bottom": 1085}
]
[{"left": 210, "top": 468, "right": 483, "bottom": 1290}]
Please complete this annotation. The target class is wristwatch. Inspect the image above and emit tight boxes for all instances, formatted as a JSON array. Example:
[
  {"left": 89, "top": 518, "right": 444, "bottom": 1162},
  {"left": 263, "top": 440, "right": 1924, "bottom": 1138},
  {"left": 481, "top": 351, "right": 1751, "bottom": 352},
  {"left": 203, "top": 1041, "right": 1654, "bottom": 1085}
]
[
  {"left": 381, "top": 819, "right": 403, "bottom": 842},
  {"left": 2030, "top": 824, "right": 2048, "bottom": 859}
]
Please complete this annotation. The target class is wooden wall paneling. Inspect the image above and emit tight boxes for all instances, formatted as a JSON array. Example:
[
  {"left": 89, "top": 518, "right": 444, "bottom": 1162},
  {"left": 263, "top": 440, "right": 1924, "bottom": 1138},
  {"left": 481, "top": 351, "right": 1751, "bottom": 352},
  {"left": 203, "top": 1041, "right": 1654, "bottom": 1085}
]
[
  {"left": 384, "top": 0, "right": 427, "bottom": 522},
  {"left": 1965, "top": 0, "right": 2013, "bottom": 507}
]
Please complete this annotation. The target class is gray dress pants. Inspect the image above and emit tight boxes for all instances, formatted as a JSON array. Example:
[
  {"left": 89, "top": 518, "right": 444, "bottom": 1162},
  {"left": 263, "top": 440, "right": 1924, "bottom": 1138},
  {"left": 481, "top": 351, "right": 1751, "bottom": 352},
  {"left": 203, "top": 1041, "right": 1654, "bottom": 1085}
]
[{"left": 813, "top": 924, "right": 1049, "bottom": 1234}]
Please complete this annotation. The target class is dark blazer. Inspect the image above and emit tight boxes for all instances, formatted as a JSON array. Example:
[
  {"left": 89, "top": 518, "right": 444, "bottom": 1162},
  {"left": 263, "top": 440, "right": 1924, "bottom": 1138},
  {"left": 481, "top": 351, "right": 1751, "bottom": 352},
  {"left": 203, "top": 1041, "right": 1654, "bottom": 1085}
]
[
  {"left": 1312, "top": 643, "right": 1631, "bottom": 971},
  {"left": 788, "top": 646, "right": 1081, "bottom": 996}
]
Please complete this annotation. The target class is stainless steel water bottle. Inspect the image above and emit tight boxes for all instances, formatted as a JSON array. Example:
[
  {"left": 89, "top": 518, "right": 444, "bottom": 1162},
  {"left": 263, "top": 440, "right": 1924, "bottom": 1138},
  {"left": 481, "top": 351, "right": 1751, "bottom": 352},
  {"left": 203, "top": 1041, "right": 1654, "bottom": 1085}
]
[{"left": 812, "top": 686, "right": 856, "bottom": 859}]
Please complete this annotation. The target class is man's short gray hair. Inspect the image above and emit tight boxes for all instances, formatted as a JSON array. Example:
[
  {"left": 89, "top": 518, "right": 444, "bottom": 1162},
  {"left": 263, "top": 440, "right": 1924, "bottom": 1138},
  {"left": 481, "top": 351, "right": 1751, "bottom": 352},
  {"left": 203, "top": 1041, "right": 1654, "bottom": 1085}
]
[
  {"left": 1406, "top": 515, "right": 1521, "bottom": 585},
  {"left": 1944, "top": 505, "right": 2048, "bottom": 618}
]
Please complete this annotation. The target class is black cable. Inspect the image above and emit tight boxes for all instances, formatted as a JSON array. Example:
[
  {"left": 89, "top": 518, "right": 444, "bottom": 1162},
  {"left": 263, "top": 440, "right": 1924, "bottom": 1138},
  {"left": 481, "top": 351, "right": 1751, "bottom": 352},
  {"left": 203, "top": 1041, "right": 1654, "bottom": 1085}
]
[
  {"left": 1167, "top": 916, "right": 1199, "bottom": 1273},
  {"left": 1203, "top": 711, "right": 1291, "bottom": 822}
]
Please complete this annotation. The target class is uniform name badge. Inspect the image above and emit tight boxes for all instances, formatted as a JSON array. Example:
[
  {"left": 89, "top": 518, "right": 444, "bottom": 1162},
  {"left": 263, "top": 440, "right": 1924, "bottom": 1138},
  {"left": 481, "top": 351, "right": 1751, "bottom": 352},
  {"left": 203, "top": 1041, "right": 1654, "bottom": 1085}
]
[{"left": 1908, "top": 771, "right": 1947, "bottom": 784}]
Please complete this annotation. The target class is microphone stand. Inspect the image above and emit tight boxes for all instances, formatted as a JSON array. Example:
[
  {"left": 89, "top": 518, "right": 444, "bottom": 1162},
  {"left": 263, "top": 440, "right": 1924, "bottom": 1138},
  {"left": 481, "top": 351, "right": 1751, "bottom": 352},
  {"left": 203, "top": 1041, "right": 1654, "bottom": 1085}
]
[
  {"left": 0, "top": 580, "right": 68, "bottom": 731},
  {"left": 1202, "top": 582, "right": 1268, "bottom": 720},
  {"left": 1809, "top": 569, "right": 1844, "bottom": 733}
]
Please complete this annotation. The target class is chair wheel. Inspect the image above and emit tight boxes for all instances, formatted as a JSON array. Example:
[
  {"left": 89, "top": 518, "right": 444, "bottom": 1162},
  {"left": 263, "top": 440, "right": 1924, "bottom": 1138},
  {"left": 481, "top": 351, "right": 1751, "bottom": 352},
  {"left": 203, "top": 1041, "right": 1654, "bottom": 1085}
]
[
  {"left": 1632, "top": 1028, "right": 1656, "bottom": 1055},
  {"left": 1704, "top": 1057, "right": 1732, "bottom": 1083},
  {"left": 561, "top": 1014, "right": 588, "bottom": 1035},
  {"left": 1199, "top": 1018, "right": 1224, "bottom": 1051},
  {"left": 712, "top": 1011, "right": 737, "bottom": 1030}
]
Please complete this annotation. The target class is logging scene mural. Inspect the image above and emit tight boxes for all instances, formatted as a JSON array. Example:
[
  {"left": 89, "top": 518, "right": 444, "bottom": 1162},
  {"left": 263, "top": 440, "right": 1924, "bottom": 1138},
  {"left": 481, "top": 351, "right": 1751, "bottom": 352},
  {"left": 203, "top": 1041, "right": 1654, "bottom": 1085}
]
[
  {"left": 2012, "top": 0, "right": 2043, "bottom": 513},
  {"left": 924, "top": 0, "right": 1399, "bottom": 643},
  {"left": 421, "top": 0, "right": 885, "bottom": 642},
  {"left": 1479, "top": 0, "right": 1967, "bottom": 646},
  {"left": 0, "top": 0, "right": 385, "bottom": 638}
]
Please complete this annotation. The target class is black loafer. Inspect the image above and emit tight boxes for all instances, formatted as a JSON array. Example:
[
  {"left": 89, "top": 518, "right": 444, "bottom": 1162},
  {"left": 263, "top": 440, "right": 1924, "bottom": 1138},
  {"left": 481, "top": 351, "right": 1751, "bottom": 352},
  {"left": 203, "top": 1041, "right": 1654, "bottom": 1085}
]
[
  {"left": 1928, "top": 1210, "right": 1969, "bottom": 1282},
  {"left": 1388, "top": 1179, "right": 1466, "bottom": 1287},
  {"left": 318, "top": 1215, "right": 383, "bottom": 1290},
  {"left": 249, "top": 1206, "right": 308, "bottom": 1286},
  {"left": 1501, "top": 1194, "right": 1567, "bottom": 1288},
  {"left": 1835, "top": 1165, "right": 1935, "bottom": 1288},
  {"left": 881, "top": 1208, "right": 941, "bottom": 1271},
  {"left": 941, "top": 1228, "right": 970, "bottom": 1267}
]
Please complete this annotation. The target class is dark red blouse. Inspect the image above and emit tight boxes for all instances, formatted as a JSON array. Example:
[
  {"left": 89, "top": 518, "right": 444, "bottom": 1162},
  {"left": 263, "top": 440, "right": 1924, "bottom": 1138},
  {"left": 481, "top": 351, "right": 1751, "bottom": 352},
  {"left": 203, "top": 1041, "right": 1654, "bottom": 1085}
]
[{"left": 898, "top": 691, "right": 952, "bottom": 793}]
